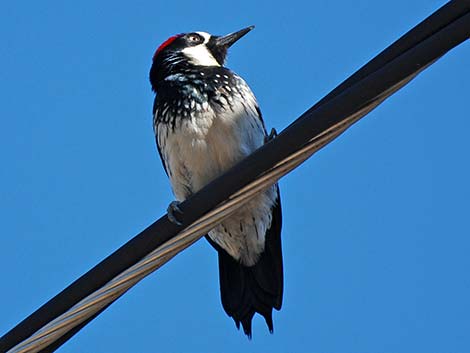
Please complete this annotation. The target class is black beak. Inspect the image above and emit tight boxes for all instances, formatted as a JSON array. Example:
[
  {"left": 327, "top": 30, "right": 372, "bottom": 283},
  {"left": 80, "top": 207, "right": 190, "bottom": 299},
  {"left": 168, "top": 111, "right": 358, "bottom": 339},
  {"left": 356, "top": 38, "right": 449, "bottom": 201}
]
[{"left": 214, "top": 26, "right": 255, "bottom": 48}]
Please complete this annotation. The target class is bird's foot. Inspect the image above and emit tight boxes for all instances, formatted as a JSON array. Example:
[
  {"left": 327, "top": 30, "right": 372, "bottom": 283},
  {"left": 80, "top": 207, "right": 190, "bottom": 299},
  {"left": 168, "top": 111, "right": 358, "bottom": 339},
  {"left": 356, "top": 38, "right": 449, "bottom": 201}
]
[
  {"left": 265, "top": 128, "right": 278, "bottom": 143},
  {"left": 167, "top": 201, "right": 184, "bottom": 226}
]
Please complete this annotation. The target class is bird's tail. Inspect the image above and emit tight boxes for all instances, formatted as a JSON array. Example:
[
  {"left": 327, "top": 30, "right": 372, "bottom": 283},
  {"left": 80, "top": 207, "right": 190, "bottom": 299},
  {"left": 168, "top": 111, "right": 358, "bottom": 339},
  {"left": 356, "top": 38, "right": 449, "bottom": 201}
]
[{"left": 208, "top": 196, "right": 283, "bottom": 338}]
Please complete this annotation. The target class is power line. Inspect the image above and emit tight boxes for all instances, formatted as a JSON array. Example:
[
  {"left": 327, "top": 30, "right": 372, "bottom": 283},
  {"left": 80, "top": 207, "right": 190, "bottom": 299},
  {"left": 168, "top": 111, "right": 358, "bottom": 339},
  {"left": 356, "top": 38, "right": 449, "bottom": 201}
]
[{"left": 1, "top": 1, "right": 469, "bottom": 352}]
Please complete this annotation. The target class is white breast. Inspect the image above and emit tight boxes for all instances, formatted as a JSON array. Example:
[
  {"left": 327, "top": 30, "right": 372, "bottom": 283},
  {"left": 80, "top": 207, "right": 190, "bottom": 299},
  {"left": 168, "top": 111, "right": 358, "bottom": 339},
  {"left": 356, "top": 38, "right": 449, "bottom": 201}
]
[
  {"left": 158, "top": 84, "right": 264, "bottom": 198},
  {"left": 156, "top": 79, "right": 277, "bottom": 265}
]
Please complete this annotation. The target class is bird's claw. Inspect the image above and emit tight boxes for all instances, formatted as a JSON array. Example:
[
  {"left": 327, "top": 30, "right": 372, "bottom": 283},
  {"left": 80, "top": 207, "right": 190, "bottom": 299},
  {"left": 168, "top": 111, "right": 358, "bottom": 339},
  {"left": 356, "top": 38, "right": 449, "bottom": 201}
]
[
  {"left": 167, "top": 201, "right": 184, "bottom": 226},
  {"left": 265, "top": 128, "right": 278, "bottom": 143}
]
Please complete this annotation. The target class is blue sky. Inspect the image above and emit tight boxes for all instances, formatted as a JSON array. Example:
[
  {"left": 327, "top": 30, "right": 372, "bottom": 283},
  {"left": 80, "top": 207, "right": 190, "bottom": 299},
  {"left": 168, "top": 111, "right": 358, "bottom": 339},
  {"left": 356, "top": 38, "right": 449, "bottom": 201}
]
[{"left": 1, "top": 0, "right": 469, "bottom": 352}]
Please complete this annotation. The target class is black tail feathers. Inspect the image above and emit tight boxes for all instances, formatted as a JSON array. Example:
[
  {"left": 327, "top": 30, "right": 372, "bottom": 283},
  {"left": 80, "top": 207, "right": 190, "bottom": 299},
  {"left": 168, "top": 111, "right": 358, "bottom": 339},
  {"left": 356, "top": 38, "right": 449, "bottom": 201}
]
[{"left": 207, "top": 194, "right": 283, "bottom": 338}]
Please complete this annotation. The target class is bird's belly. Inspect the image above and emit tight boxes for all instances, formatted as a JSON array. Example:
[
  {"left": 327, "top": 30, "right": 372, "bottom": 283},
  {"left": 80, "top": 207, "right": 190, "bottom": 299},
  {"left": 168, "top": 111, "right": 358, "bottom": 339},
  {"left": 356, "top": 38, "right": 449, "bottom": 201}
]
[
  {"left": 159, "top": 106, "right": 276, "bottom": 265},
  {"left": 177, "top": 123, "right": 244, "bottom": 194},
  {"left": 163, "top": 105, "right": 264, "bottom": 198},
  {"left": 208, "top": 185, "right": 277, "bottom": 265}
]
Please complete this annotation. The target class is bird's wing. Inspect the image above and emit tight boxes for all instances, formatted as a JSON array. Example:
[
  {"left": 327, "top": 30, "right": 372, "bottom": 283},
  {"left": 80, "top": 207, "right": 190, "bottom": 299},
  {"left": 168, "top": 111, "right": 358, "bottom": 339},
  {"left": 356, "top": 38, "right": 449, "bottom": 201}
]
[
  {"left": 153, "top": 96, "right": 169, "bottom": 177},
  {"left": 255, "top": 105, "right": 268, "bottom": 137}
]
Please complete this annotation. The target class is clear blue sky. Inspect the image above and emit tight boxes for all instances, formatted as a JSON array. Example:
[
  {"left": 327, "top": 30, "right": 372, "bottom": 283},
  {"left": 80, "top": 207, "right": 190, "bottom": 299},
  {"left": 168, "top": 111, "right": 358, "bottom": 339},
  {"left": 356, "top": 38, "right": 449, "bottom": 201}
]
[{"left": 1, "top": 0, "right": 469, "bottom": 352}]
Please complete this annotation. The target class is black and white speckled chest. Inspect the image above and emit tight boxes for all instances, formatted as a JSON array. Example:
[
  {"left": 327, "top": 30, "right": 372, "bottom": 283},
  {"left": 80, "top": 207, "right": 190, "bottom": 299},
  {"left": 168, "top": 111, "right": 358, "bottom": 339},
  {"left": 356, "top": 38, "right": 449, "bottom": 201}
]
[
  {"left": 153, "top": 67, "right": 264, "bottom": 130},
  {"left": 152, "top": 66, "right": 277, "bottom": 265}
]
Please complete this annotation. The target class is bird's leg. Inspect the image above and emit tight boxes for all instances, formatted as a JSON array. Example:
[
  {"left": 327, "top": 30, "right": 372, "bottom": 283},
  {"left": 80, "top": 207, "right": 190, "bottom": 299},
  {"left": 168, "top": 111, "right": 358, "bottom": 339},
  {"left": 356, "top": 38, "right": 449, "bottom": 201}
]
[
  {"left": 264, "top": 127, "right": 278, "bottom": 143},
  {"left": 167, "top": 201, "right": 184, "bottom": 226}
]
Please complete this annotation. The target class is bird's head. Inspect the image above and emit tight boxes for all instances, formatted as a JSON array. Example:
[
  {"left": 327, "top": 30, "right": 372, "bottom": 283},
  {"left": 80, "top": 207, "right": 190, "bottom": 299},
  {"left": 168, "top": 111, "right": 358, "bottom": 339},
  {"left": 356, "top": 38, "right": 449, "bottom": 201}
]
[{"left": 149, "top": 26, "right": 254, "bottom": 91}]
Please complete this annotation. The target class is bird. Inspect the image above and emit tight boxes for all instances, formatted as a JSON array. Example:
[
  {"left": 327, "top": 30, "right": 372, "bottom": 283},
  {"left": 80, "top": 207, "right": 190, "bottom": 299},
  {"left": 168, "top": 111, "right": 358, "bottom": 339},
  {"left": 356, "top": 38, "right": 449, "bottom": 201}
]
[{"left": 149, "top": 26, "right": 283, "bottom": 338}]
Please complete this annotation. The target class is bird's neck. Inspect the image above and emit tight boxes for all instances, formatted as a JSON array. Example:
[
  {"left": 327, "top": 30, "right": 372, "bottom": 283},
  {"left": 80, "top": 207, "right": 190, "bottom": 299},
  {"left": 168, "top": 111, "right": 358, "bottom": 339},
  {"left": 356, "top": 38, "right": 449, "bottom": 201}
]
[{"left": 152, "top": 51, "right": 232, "bottom": 85}]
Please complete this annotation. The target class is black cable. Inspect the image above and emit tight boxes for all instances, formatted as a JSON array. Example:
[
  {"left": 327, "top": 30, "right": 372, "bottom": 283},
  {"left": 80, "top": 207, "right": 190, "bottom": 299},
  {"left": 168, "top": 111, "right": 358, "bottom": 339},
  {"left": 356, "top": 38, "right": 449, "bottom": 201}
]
[
  {"left": 310, "top": 0, "right": 470, "bottom": 111},
  {"left": 37, "top": 304, "right": 112, "bottom": 353},
  {"left": 1, "top": 1, "right": 468, "bottom": 352}
]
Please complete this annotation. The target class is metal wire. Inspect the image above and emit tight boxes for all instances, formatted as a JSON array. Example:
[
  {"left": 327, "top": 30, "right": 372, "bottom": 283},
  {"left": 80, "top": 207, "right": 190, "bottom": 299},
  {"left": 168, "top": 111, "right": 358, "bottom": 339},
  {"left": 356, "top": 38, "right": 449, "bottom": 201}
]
[
  {"left": 7, "top": 79, "right": 411, "bottom": 352},
  {"left": 6, "top": 6, "right": 467, "bottom": 349}
]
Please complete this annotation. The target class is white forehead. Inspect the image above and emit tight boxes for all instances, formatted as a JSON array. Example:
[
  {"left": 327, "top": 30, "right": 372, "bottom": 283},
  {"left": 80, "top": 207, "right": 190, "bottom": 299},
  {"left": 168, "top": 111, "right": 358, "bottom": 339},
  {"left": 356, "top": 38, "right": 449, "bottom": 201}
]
[{"left": 196, "top": 31, "right": 211, "bottom": 43}]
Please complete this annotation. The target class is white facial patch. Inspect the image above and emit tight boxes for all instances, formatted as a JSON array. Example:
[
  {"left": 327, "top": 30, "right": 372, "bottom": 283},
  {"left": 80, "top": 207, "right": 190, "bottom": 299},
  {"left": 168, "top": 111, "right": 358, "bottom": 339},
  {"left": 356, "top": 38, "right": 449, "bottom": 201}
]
[{"left": 182, "top": 31, "right": 220, "bottom": 67}]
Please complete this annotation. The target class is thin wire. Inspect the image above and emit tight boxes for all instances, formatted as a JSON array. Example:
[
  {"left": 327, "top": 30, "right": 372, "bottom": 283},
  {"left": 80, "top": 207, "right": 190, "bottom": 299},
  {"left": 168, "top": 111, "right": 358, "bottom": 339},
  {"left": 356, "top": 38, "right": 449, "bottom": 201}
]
[
  {"left": 7, "top": 86, "right": 404, "bottom": 353},
  {"left": 5, "top": 10, "right": 461, "bottom": 349}
]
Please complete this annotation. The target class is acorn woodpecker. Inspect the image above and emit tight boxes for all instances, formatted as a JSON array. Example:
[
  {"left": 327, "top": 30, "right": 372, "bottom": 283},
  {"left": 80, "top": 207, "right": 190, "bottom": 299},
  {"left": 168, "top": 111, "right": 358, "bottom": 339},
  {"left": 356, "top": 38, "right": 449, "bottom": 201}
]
[{"left": 149, "top": 26, "right": 283, "bottom": 337}]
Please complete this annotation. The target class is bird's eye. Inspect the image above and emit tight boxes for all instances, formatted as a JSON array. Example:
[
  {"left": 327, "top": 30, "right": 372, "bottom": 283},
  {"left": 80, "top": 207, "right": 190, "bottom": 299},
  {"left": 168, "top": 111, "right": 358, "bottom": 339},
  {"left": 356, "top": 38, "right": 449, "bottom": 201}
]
[{"left": 188, "top": 34, "right": 202, "bottom": 44}]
